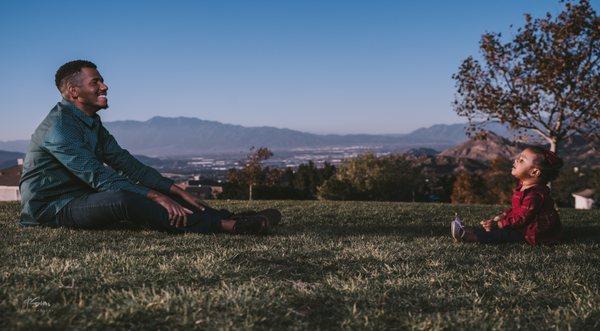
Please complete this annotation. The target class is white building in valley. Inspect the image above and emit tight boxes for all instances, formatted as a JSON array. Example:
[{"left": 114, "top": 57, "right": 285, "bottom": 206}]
[{"left": 572, "top": 189, "right": 595, "bottom": 210}]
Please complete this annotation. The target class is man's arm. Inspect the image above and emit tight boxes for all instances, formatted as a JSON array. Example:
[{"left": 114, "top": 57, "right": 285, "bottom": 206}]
[
  {"left": 44, "top": 120, "right": 194, "bottom": 227},
  {"left": 42, "top": 120, "right": 150, "bottom": 196},
  {"left": 100, "top": 126, "right": 213, "bottom": 210},
  {"left": 100, "top": 126, "right": 173, "bottom": 194}
]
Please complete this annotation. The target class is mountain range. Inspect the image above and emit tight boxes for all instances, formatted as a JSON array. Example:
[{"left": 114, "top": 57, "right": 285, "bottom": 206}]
[
  {"left": 1, "top": 117, "right": 596, "bottom": 167},
  {"left": 440, "top": 131, "right": 599, "bottom": 166},
  {"left": 0, "top": 116, "right": 508, "bottom": 157}
]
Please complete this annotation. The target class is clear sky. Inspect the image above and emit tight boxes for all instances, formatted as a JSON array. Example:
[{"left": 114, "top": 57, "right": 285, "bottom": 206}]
[{"left": 0, "top": 0, "right": 595, "bottom": 140}]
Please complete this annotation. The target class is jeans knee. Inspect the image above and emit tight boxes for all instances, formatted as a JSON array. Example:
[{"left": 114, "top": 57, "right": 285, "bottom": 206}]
[
  {"left": 111, "top": 190, "right": 145, "bottom": 206},
  {"left": 111, "top": 190, "right": 154, "bottom": 217}
]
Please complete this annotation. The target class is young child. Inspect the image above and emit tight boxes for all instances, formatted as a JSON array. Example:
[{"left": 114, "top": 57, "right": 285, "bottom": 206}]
[{"left": 451, "top": 146, "right": 564, "bottom": 245}]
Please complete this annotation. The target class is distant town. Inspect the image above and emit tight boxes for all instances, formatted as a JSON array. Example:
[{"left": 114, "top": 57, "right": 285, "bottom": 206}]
[
  {"left": 1, "top": 131, "right": 597, "bottom": 208},
  {"left": 157, "top": 145, "right": 397, "bottom": 181}
]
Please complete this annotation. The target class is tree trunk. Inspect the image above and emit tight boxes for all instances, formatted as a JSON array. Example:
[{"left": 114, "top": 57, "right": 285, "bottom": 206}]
[
  {"left": 249, "top": 184, "right": 253, "bottom": 201},
  {"left": 549, "top": 137, "right": 558, "bottom": 153},
  {"left": 547, "top": 136, "right": 561, "bottom": 188}
]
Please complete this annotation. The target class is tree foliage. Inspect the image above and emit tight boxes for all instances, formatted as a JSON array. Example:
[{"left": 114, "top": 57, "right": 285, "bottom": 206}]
[
  {"left": 224, "top": 158, "right": 335, "bottom": 200},
  {"left": 226, "top": 147, "right": 273, "bottom": 200},
  {"left": 318, "top": 153, "right": 425, "bottom": 201},
  {"left": 451, "top": 157, "right": 516, "bottom": 205},
  {"left": 552, "top": 165, "right": 597, "bottom": 206},
  {"left": 451, "top": 171, "right": 489, "bottom": 204},
  {"left": 484, "top": 157, "right": 516, "bottom": 205},
  {"left": 453, "top": 0, "right": 599, "bottom": 152}
]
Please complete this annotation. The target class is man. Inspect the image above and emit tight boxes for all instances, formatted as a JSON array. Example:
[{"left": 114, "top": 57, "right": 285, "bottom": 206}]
[{"left": 19, "top": 60, "right": 280, "bottom": 234}]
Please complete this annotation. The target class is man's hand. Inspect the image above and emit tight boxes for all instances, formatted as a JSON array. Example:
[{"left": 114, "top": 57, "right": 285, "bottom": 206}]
[
  {"left": 169, "top": 184, "right": 211, "bottom": 211},
  {"left": 147, "top": 190, "right": 193, "bottom": 228}
]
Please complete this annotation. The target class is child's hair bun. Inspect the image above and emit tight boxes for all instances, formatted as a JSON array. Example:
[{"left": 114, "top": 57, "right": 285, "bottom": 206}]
[
  {"left": 541, "top": 150, "right": 563, "bottom": 181},
  {"left": 527, "top": 146, "right": 564, "bottom": 182}
]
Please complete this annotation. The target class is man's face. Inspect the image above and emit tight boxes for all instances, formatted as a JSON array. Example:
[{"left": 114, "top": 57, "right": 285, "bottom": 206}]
[{"left": 73, "top": 67, "right": 109, "bottom": 111}]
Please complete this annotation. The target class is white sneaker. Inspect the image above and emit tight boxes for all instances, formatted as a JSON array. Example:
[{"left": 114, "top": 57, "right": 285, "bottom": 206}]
[{"left": 451, "top": 214, "right": 465, "bottom": 242}]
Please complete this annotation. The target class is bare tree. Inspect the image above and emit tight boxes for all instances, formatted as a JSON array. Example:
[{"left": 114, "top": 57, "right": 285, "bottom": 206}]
[
  {"left": 242, "top": 147, "right": 273, "bottom": 200},
  {"left": 453, "top": 0, "right": 599, "bottom": 153}
]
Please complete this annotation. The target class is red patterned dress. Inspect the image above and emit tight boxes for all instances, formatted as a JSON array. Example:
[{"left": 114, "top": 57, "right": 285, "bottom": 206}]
[{"left": 498, "top": 183, "right": 562, "bottom": 245}]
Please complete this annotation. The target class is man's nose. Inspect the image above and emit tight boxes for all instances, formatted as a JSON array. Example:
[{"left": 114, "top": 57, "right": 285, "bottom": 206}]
[{"left": 99, "top": 82, "right": 108, "bottom": 91}]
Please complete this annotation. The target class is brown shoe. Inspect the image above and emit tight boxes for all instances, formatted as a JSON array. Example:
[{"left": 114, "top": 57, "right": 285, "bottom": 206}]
[
  {"left": 256, "top": 209, "right": 281, "bottom": 227},
  {"left": 231, "top": 214, "right": 271, "bottom": 234},
  {"left": 232, "top": 209, "right": 282, "bottom": 227}
]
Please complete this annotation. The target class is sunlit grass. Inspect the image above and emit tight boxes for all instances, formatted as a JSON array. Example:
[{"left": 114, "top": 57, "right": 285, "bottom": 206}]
[{"left": 1, "top": 200, "right": 598, "bottom": 329}]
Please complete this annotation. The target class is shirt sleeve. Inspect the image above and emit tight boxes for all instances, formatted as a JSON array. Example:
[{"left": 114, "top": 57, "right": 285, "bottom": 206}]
[
  {"left": 42, "top": 118, "right": 150, "bottom": 196},
  {"left": 100, "top": 126, "right": 174, "bottom": 194},
  {"left": 499, "top": 191, "right": 544, "bottom": 229}
]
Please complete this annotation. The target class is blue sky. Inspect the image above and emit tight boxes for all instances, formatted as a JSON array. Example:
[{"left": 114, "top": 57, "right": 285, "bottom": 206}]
[{"left": 0, "top": 0, "right": 594, "bottom": 140}]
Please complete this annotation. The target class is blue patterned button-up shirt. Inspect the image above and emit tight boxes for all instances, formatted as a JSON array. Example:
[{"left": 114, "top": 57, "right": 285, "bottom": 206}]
[{"left": 19, "top": 99, "right": 174, "bottom": 226}]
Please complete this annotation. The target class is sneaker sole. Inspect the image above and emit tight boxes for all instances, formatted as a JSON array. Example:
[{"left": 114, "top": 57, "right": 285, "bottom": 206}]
[
  {"left": 257, "top": 209, "right": 282, "bottom": 227},
  {"left": 451, "top": 221, "right": 462, "bottom": 242}
]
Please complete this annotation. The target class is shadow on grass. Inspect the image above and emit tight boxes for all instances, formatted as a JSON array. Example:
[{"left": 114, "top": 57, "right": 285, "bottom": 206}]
[
  {"left": 562, "top": 225, "right": 600, "bottom": 244},
  {"left": 227, "top": 250, "right": 341, "bottom": 282},
  {"left": 283, "top": 223, "right": 450, "bottom": 238},
  {"left": 51, "top": 219, "right": 451, "bottom": 239},
  {"left": 36, "top": 219, "right": 600, "bottom": 245},
  {"left": 282, "top": 294, "right": 346, "bottom": 328}
]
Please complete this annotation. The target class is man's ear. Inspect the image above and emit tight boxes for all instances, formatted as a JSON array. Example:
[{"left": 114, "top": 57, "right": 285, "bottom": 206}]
[
  {"left": 66, "top": 82, "right": 79, "bottom": 99},
  {"left": 530, "top": 167, "right": 541, "bottom": 178}
]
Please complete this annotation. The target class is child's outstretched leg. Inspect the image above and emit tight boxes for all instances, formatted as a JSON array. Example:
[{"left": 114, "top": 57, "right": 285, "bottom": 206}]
[
  {"left": 451, "top": 215, "right": 524, "bottom": 244},
  {"left": 470, "top": 228, "right": 524, "bottom": 244}
]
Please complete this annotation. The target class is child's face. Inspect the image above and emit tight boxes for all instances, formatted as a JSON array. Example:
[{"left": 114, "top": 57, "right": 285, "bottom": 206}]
[{"left": 511, "top": 149, "right": 541, "bottom": 180}]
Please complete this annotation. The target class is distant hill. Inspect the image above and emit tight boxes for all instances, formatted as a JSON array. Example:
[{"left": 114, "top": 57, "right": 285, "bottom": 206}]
[
  {"left": 400, "top": 124, "right": 470, "bottom": 143},
  {"left": 439, "top": 131, "right": 599, "bottom": 167},
  {"left": 439, "top": 132, "right": 524, "bottom": 162},
  {"left": 559, "top": 135, "right": 600, "bottom": 167},
  {"left": 0, "top": 140, "right": 29, "bottom": 154},
  {"left": 0, "top": 150, "right": 25, "bottom": 169},
  {"left": 2, "top": 118, "right": 468, "bottom": 155},
  {"left": 97, "top": 117, "right": 469, "bottom": 157},
  {"left": 1, "top": 116, "right": 593, "bottom": 160},
  {"left": 0, "top": 117, "right": 473, "bottom": 156},
  {"left": 404, "top": 147, "right": 440, "bottom": 157}
]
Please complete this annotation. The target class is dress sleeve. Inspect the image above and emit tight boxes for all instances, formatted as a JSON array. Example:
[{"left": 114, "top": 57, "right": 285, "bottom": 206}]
[{"left": 498, "top": 191, "right": 544, "bottom": 229}]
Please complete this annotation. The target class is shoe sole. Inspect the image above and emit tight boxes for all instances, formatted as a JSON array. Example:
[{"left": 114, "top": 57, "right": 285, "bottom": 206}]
[
  {"left": 451, "top": 221, "right": 462, "bottom": 242},
  {"left": 233, "top": 215, "right": 271, "bottom": 235},
  {"left": 257, "top": 209, "right": 282, "bottom": 227},
  {"left": 231, "top": 209, "right": 282, "bottom": 228}
]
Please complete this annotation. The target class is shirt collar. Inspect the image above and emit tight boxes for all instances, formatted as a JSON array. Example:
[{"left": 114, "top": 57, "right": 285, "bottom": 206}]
[
  {"left": 515, "top": 182, "right": 549, "bottom": 194},
  {"left": 60, "top": 98, "right": 100, "bottom": 128}
]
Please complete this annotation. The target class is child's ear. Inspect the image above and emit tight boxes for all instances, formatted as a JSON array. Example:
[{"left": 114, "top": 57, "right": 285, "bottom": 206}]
[{"left": 530, "top": 167, "right": 541, "bottom": 178}]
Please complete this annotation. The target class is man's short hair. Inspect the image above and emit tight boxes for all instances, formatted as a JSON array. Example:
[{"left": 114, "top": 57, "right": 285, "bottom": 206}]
[{"left": 55, "top": 60, "right": 97, "bottom": 93}]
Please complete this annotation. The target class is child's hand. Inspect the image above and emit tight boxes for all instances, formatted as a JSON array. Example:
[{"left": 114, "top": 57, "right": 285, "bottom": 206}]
[{"left": 480, "top": 219, "right": 495, "bottom": 232}]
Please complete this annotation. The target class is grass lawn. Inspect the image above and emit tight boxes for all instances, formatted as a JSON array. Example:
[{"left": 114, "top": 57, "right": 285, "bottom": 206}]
[{"left": 1, "top": 200, "right": 599, "bottom": 330}]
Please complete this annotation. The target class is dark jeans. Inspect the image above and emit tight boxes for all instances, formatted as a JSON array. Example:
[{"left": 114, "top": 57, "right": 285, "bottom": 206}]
[
  {"left": 474, "top": 228, "right": 525, "bottom": 244},
  {"left": 56, "top": 190, "right": 232, "bottom": 233}
]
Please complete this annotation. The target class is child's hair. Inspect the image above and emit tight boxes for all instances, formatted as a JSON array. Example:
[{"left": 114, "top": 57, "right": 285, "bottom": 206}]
[{"left": 526, "top": 146, "right": 564, "bottom": 182}]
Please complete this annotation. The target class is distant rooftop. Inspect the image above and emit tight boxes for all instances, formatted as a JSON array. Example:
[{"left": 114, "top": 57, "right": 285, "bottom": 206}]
[{"left": 0, "top": 165, "right": 22, "bottom": 186}]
